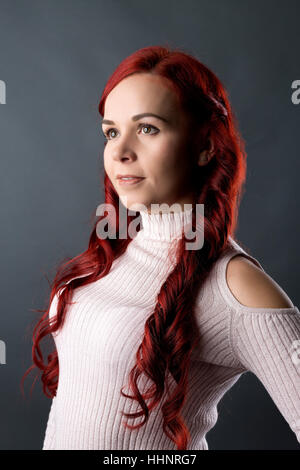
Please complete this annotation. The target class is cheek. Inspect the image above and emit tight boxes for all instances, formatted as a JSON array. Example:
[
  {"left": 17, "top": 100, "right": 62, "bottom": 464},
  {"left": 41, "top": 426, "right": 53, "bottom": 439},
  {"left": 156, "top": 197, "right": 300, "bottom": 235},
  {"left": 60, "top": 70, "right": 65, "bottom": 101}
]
[
  {"left": 103, "top": 152, "right": 111, "bottom": 174},
  {"left": 150, "top": 138, "right": 188, "bottom": 176}
]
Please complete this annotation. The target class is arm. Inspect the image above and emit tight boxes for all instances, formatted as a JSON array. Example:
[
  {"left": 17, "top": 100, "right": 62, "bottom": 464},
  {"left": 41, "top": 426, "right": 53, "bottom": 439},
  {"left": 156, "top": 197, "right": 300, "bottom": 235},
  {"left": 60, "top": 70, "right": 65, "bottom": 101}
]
[
  {"left": 227, "top": 256, "right": 300, "bottom": 443},
  {"left": 42, "top": 294, "right": 59, "bottom": 450},
  {"left": 42, "top": 395, "right": 57, "bottom": 450}
]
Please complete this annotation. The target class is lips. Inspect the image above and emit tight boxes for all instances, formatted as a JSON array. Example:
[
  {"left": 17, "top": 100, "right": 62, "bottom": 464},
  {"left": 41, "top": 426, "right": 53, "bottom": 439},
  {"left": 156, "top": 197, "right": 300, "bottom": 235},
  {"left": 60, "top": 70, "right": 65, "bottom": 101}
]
[
  {"left": 117, "top": 175, "right": 145, "bottom": 179},
  {"left": 117, "top": 176, "right": 145, "bottom": 186}
]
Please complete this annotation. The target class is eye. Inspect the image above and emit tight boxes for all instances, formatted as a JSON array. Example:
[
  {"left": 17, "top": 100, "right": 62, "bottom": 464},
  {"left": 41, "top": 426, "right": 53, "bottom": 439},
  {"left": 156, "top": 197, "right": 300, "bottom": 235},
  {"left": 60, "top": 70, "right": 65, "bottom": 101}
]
[{"left": 102, "top": 123, "right": 159, "bottom": 140}]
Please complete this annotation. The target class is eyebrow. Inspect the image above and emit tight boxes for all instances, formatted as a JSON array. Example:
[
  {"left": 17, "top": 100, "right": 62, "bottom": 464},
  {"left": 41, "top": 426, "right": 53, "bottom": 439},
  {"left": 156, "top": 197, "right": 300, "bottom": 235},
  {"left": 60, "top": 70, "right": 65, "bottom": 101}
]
[{"left": 101, "top": 112, "right": 169, "bottom": 126}]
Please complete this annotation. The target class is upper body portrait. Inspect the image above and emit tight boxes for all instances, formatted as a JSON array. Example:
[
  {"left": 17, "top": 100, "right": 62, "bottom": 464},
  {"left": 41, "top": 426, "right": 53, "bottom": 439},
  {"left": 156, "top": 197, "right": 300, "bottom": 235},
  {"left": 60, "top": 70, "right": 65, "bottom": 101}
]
[{"left": 22, "top": 45, "right": 300, "bottom": 450}]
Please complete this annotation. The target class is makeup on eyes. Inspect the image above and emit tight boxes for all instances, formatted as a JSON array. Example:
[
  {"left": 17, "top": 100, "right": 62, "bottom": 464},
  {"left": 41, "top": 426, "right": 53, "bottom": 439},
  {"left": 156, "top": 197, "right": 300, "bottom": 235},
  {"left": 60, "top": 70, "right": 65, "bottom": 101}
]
[{"left": 102, "top": 123, "right": 159, "bottom": 140}]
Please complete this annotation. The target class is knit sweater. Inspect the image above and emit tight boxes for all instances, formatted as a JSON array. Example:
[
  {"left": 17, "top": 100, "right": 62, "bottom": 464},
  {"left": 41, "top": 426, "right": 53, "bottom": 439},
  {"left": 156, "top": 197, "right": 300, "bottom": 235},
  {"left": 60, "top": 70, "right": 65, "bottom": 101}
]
[{"left": 42, "top": 207, "right": 300, "bottom": 450}]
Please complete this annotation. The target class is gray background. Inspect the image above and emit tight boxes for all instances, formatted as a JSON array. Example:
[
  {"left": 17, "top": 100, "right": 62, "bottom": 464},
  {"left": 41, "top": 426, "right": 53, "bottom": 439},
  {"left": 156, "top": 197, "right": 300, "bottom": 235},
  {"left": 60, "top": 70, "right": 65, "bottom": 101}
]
[{"left": 0, "top": 0, "right": 299, "bottom": 450}]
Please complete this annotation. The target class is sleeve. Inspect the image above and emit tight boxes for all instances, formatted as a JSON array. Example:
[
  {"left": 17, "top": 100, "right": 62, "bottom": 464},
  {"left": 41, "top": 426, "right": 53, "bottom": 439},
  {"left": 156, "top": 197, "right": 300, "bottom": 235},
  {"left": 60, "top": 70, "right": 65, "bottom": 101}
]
[
  {"left": 42, "top": 293, "right": 60, "bottom": 450},
  {"left": 42, "top": 395, "right": 57, "bottom": 450},
  {"left": 229, "top": 306, "right": 300, "bottom": 444}
]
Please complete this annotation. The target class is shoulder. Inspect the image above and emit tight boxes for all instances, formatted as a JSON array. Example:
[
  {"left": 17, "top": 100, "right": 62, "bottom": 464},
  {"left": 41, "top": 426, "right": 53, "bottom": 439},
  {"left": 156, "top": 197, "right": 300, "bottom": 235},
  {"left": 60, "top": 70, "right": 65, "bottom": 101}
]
[{"left": 226, "top": 254, "right": 294, "bottom": 309}]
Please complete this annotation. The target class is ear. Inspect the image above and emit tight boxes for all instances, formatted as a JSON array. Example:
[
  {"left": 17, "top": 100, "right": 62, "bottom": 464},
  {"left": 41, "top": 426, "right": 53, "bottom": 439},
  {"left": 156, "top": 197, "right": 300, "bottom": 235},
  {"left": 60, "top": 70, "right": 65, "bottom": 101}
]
[{"left": 197, "top": 137, "right": 214, "bottom": 166}]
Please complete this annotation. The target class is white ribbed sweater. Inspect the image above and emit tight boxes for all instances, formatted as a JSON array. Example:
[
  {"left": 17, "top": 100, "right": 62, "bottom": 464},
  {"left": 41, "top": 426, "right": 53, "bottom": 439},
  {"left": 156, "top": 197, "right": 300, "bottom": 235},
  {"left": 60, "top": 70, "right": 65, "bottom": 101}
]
[{"left": 42, "top": 207, "right": 300, "bottom": 450}]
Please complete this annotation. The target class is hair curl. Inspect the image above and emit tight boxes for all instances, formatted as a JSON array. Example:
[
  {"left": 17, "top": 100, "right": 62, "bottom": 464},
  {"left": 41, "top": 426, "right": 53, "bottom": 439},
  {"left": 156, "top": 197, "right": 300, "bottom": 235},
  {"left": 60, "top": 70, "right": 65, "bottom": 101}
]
[{"left": 21, "top": 44, "right": 247, "bottom": 450}]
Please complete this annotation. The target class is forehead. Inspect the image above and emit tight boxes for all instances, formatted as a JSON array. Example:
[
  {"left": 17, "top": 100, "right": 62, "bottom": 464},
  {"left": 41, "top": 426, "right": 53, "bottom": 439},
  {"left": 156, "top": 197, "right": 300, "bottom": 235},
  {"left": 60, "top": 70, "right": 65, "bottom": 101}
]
[{"left": 104, "top": 73, "right": 183, "bottom": 125}]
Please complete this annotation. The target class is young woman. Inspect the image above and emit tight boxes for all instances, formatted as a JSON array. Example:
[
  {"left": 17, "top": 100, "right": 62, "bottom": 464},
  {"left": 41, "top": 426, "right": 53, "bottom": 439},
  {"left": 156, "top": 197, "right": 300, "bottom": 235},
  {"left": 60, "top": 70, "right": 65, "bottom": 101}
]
[{"left": 22, "top": 45, "right": 300, "bottom": 450}]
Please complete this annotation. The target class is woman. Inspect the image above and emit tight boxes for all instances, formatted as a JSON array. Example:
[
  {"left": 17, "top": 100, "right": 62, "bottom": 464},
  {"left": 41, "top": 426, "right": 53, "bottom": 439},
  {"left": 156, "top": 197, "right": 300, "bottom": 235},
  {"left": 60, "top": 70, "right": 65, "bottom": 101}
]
[{"left": 22, "top": 45, "right": 300, "bottom": 450}]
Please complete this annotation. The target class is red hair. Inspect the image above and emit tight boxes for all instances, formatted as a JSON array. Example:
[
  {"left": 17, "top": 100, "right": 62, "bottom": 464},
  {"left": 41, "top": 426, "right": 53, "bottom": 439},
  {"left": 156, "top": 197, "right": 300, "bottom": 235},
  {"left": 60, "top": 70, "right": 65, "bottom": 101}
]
[{"left": 21, "top": 44, "right": 247, "bottom": 449}]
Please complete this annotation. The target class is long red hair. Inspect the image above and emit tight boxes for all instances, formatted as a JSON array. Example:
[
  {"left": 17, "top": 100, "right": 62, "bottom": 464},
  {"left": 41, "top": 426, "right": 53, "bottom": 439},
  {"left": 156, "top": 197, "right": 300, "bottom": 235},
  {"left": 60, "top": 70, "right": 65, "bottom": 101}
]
[{"left": 21, "top": 44, "right": 247, "bottom": 450}]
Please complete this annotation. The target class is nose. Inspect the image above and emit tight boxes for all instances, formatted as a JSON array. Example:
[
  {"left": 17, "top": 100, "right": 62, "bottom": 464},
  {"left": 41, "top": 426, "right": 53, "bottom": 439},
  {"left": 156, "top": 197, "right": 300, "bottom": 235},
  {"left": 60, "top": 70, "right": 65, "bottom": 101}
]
[
  {"left": 112, "top": 151, "right": 137, "bottom": 163},
  {"left": 111, "top": 135, "right": 138, "bottom": 163}
]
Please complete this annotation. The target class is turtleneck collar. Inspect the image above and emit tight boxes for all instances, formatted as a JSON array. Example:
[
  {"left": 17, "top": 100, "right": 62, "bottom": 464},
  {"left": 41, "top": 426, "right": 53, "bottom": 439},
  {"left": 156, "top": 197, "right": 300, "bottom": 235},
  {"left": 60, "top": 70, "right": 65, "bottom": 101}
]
[{"left": 136, "top": 206, "right": 194, "bottom": 242}]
